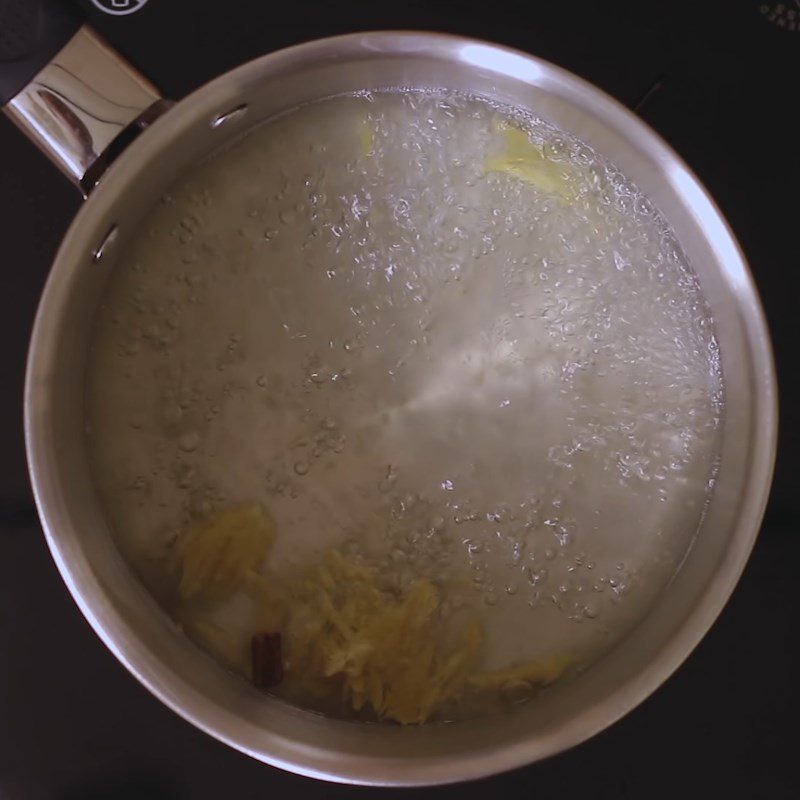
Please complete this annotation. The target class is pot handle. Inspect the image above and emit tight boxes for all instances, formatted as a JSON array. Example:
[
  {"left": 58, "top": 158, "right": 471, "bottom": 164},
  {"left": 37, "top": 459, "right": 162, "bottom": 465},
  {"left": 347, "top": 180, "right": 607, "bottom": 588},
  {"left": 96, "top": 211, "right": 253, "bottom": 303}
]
[{"left": 0, "top": 0, "right": 169, "bottom": 194}]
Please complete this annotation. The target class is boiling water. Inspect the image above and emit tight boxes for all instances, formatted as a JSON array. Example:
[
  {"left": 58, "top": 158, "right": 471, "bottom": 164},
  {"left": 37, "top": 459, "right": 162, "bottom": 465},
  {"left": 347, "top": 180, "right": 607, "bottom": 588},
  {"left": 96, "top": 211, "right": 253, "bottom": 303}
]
[{"left": 86, "top": 90, "right": 722, "bottom": 717}]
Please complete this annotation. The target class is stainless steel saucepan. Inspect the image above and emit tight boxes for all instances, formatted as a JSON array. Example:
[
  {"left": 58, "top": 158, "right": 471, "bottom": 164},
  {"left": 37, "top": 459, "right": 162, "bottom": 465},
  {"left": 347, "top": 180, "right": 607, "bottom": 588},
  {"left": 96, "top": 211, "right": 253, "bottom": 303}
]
[{"left": 2, "top": 0, "right": 777, "bottom": 785}]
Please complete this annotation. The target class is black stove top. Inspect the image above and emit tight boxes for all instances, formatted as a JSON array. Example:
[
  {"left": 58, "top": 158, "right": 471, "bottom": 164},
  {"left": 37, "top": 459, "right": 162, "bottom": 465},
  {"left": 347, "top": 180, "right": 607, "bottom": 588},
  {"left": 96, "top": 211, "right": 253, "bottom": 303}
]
[{"left": 0, "top": 1, "right": 796, "bottom": 797}]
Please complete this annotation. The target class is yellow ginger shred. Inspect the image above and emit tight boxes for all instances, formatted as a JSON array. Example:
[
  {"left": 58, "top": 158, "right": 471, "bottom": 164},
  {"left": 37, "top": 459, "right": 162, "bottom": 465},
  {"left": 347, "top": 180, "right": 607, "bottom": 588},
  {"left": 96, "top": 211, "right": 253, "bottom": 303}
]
[
  {"left": 484, "top": 120, "right": 577, "bottom": 203},
  {"left": 177, "top": 504, "right": 274, "bottom": 600},
  {"left": 174, "top": 505, "right": 569, "bottom": 723},
  {"left": 282, "top": 551, "right": 483, "bottom": 724}
]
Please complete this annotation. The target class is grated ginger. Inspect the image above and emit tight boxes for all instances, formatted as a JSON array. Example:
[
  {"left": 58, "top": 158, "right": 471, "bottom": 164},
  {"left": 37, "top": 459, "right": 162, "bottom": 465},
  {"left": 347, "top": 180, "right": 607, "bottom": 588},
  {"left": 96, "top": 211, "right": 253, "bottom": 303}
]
[
  {"left": 484, "top": 120, "right": 577, "bottom": 203},
  {"left": 281, "top": 550, "right": 483, "bottom": 724},
  {"left": 176, "top": 504, "right": 274, "bottom": 600},
  {"left": 173, "top": 505, "right": 568, "bottom": 724}
]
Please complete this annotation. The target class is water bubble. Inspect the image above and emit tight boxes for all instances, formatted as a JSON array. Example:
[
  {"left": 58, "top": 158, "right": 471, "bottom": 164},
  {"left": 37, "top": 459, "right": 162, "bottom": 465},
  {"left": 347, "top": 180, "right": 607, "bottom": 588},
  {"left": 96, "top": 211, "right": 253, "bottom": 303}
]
[
  {"left": 428, "top": 515, "right": 446, "bottom": 534},
  {"left": 293, "top": 460, "right": 309, "bottom": 476},
  {"left": 500, "top": 679, "right": 533, "bottom": 704},
  {"left": 465, "top": 539, "right": 483, "bottom": 555},
  {"left": 402, "top": 492, "right": 418, "bottom": 509},
  {"left": 526, "top": 566, "right": 548, "bottom": 585},
  {"left": 309, "top": 366, "right": 330, "bottom": 384},
  {"left": 378, "top": 465, "right": 398, "bottom": 492},
  {"left": 178, "top": 432, "right": 200, "bottom": 452}
]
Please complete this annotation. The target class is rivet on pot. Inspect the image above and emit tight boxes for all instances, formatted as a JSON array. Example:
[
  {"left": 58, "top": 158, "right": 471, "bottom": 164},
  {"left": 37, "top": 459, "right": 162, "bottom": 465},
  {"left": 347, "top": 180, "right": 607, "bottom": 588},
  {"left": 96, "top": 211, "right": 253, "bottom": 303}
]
[
  {"left": 211, "top": 104, "right": 249, "bottom": 129},
  {"left": 92, "top": 224, "right": 119, "bottom": 263}
]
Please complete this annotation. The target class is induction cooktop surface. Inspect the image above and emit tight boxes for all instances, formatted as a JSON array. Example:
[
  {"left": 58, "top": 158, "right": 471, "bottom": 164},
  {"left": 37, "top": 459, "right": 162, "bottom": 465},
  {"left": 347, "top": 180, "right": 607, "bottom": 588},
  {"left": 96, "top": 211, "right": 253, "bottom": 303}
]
[{"left": 0, "top": 2, "right": 795, "bottom": 798}]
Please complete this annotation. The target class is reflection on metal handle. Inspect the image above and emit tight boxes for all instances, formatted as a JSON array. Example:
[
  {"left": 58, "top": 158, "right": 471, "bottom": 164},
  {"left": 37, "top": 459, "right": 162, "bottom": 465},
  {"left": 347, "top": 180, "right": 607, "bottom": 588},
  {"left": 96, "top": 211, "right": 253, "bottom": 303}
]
[{"left": 3, "top": 26, "right": 167, "bottom": 195}]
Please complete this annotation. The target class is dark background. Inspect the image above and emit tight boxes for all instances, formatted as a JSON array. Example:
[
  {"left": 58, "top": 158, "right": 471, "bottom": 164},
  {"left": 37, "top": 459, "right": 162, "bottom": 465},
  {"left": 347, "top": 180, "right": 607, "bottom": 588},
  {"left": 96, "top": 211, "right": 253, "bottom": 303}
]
[{"left": 1, "top": 1, "right": 797, "bottom": 797}]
